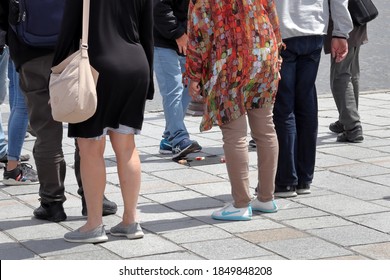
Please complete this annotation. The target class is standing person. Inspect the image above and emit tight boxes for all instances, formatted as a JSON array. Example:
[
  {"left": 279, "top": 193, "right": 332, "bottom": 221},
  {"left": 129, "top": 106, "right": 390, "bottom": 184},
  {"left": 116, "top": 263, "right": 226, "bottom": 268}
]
[
  {"left": 272, "top": 0, "right": 353, "bottom": 197},
  {"left": 0, "top": 0, "right": 117, "bottom": 221},
  {"left": 186, "top": 0, "right": 283, "bottom": 221},
  {"left": 53, "top": 0, "right": 154, "bottom": 243},
  {"left": 153, "top": 0, "right": 202, "bottom": 160},
  {"left": 325, "top": 23, "right": 367, "bottom": 143},
  {"left": 2, "top": 56, "right": 38, "bottom": 185},
  {"left": 0, "top": 38, "right": 36, "bottom": 185}
]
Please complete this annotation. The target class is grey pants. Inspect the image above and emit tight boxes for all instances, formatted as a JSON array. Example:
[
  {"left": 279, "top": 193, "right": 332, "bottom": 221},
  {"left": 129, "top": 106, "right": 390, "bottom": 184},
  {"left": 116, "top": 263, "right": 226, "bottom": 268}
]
[
  {"left": 330, "top": 45, "right": 361, "bottom": 131},
  {"left": 19, "top": 53, "right": 66, "bottom": 203}
]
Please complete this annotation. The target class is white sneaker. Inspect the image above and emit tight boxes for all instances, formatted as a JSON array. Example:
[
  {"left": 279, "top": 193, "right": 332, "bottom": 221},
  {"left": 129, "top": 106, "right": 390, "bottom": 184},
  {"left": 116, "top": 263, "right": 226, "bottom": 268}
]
[
  {"left": 251, "top": 198, "right": 278, "bottom": 213},
  {"left": 211, "top": 203, "right": 252, "bottom": 221}
]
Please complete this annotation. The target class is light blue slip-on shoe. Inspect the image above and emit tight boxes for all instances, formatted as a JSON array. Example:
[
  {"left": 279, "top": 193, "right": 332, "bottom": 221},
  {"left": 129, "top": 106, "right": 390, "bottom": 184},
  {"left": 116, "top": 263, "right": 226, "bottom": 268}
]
[
  {"left": 251, "top": 198, "right": 278, "bottom": 213},
  {"left": 211, "top": 203, "right": 252, "bottom": 221}
]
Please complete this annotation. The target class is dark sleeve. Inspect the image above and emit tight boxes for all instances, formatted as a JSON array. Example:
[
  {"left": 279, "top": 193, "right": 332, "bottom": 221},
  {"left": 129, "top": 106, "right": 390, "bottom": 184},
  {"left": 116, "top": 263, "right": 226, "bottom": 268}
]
[
  {"left": 52, "top": 0, "right": 82, "bottom": 66},
  {"left": 141, "top": 0, "right": 154, "bottom": 100},
  {"left": 0, "top": 0, "right": 9, "bottom": 46},
  {"left": 153, "top": 0, "right": 185, "bottom": 40}
]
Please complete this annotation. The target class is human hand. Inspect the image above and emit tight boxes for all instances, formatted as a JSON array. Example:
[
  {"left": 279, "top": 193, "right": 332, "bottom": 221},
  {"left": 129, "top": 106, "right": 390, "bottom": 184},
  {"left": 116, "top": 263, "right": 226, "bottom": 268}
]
[
  {"left": 189, "top": 80, "right": 204, "bottom": 102},
  {"left": 331, "top": 38, "right": 348, "bottom": 63},
  {"left": 176, "top": 33, "right": 188, "bottom": 55}
]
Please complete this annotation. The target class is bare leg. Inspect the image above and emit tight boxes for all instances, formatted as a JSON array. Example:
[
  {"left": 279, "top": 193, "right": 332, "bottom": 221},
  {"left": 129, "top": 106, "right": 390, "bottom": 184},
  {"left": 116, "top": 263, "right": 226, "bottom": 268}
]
[
  {"left": 109, "top": 131, "right": 141, "bottom": 225},
  {"left": 77, "top": 137, "right": 106, "bottom": 231}
]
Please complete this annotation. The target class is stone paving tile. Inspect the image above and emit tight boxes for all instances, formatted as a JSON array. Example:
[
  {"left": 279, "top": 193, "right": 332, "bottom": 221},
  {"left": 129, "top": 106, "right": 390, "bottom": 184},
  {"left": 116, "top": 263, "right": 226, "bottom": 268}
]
[
  {"left": 215, "top": 218, "right": 285, "bottom": 234},
  {"left": 260, "top": 237, "right": 352, "bottom": 260},
  {"left": 324, "top": 255, "right": 369, "bottom": 260},
  {"left": 101, "top": 234, "right": 183, "bottom": 259},
  {"left": 0, "top": 190, "right": 10, "bottom": 200},
  {"left": 136, "top": 252, "right": 204, "bottom": 260},
  {"left": 293, "top": 194, "right": 389, "bottom": 216},
  {"left": 260, "top": 206, "right": 328, "bottom": 221},
  {"left": 351, "top": 242, "right": 390, "bottom": 259},
  {"left": 143, "top": 218, "right": 207, "bottom": 234},
  {"left": 181, "top": 238, "right": 272, "bottom": 260},
  {"left": 307, "top": 225, "right": 390, "bottom": 247},
  {"left": 283, "top": 215, "right": 353, "bottom": 230},
  {"left": 0, "top": 199, "right": 34, "bottom": 220},
  {"left": 162, "top": 226, "right": 232, "bottom": 244},
  {"left": 184, "top": 182, "right": 232, "bottom": 199},
  {"left": 0, "top": 184, "right": 39, "bottom": 197},
  {"left": 347, "top": 212, "right": 390, "bottom": 233},
  {"left": 317, "top": 145, "right": 387, "bottom": 160},
  {"left": 4, "top": 221, "right": 69, "bottom": 241},
  {"left": 46, "top": 249, "right": 122, "bottom": 260},
  {"left": 363, "top": 173, "right": 390, "bottom": 187},
  {"left": 315, "top": 153, "right": 357, "bottom": 168},
  {"left": 138, "top": 203, "right": 189, "bottom": 224},
  {"left": 313, "top": 170, "right": 390, "bottom": 200},
  {"left": 239, "top": 228, "right": 308, "bottom": 244},
  {"left": 0, "top": 245, "right": 39, "bottom": 260},
  {"left": 328, "top": 162, "right": 390, "bottom": 178},
  {"left": 152, "top": 168, "right": 224, "bottom": 186},
  {"left": 143, "top": 190, "right": 223, "bottom": 211},
  {"left": 21, "top": 238, "right": 103, "bottom": 258}
]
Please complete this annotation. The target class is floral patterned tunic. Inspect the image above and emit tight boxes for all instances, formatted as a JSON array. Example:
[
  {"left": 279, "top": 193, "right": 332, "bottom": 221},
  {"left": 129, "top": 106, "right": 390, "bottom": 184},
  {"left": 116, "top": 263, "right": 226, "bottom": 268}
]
[{"left": 186, "top": 0, "right": 283, "bottom": 131}]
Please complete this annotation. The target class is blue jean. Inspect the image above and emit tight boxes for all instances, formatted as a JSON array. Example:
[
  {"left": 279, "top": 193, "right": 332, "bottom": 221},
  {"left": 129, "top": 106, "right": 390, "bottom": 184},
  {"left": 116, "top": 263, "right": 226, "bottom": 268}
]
[
  {"left": 0, "top": 47, "right": 9, "bottom": 158},
  {"left": 7, "top": 58, "right": 29, "bottom": 161},
  {"left": 154, "top": 47, "right": 190, "bottom": 147},
  {"left": 273, "top": 35, "right": 323, "bottom": 186}
]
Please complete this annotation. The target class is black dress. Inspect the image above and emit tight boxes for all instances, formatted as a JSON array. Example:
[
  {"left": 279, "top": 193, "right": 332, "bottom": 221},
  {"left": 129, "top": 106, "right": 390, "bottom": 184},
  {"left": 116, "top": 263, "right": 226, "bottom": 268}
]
[{"left": 52, "top": 0, "right": 154, "bottom": 138}]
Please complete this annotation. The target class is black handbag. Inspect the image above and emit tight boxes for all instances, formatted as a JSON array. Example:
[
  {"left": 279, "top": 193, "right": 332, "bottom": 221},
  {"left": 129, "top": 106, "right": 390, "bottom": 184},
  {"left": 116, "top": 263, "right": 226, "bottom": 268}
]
[{"left": 348, "top": 0, "right": 379, "bottom": 26}]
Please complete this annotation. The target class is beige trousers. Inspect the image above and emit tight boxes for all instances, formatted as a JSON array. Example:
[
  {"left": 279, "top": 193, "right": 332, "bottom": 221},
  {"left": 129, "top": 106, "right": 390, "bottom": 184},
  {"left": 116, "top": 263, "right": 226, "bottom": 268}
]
[{"left": 220, "top": 107, "right": 278, "bottom": 208}]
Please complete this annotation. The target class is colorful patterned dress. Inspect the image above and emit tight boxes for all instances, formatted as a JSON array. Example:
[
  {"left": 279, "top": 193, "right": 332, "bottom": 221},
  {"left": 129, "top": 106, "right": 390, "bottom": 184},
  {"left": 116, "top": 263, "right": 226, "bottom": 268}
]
[{"left": 186, "top": 0, "right": 283, "bottom": 132}]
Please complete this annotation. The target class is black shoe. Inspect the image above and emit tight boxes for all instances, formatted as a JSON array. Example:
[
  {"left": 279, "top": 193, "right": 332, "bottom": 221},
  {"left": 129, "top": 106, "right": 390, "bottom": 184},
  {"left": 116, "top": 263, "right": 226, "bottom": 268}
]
[
  {"left": 81, "top": 195, "right": 118, "bottom": 216},
  {"left": 33, "top": 201, "right": 67, "bottom": 222},
  {"left": 274, "top": 185, "right": 297, "bottom": 198},
  {"left": 329, "top": 121, "right": 344, "bottom": 134},
  {"left": 296, "top": 183, "right": 311, "bottom": 195},
  {"left": 249, "top": 139, "right": 257, "bottom": 148},
  {"left": 336, "top": 125, "right": 364, "bottom": 143}
]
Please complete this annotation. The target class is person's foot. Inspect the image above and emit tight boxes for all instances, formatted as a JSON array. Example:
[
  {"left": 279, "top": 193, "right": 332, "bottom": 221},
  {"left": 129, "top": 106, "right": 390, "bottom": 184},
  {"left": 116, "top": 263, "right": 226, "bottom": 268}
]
[
  {"left": 251, "top": 198, "right": 278, "bottom": 213},
  {"left": 81, "top": 195, "right": 118, "bottom": 216},
  {"left": 33, "top": 201, "right": 67, "bottom": 222},
  {"left": 64, "top": 224, "right": 108, "bottom": 243},
  {"left": 329, "top": 120, "right": 344, "bottom": 134},
  {"left": 274, "top": 185, "right": 298, "bottom": 198},
  {"left": 337, "top": 125, "right": 364, "bottom": 143},
  {"left": 3, "top": 163, "right": 39, "bottom": 185},
  {"left": 159, "top": 138, "right": 172, "bottom": 154},
  {"left": 172, "top": 139, "right": 202, "bottom": 160},
  {"left": 211, "top": 203, "right": 252, "bottom": 221},
  {"left": 110, "top": 222, "right": 144, "bottom": 239},
  {"left": 296, "top": 183, "right": 311, "bottom": 195}
]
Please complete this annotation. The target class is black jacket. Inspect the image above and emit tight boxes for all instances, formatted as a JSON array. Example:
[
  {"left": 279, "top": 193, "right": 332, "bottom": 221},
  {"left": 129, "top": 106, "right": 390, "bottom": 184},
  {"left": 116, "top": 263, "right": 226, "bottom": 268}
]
[
  {"left": 153, "top": 0, "right": 189, "bottom": 52},
  {"left": 0, "top": 0, "right": 53, "bottom": 70}
]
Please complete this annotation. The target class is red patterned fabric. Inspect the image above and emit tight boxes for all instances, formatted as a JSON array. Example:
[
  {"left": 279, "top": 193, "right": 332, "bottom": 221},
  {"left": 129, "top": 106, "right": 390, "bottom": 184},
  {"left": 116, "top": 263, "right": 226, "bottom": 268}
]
[{"left": 186, "top": 0, "right": 283, "bottom": 131}]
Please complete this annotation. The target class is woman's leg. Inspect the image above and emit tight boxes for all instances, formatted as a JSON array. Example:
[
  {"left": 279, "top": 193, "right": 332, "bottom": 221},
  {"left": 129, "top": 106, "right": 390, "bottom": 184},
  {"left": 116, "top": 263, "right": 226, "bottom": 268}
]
[
  {"left": 77, "top": 136, "right": 106, "bottom": 231},
  {"left": 7, "top": 59, "right": 29, "bottom": 170},
  {"left": 248, "top": 107, "right": 278, "bottom": 202},
  {"left": 109, "top": 131, "right": 141, "bottom": 225},
  {"left": 220, "top": 114, "right": 251, "bottom": 208}
]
